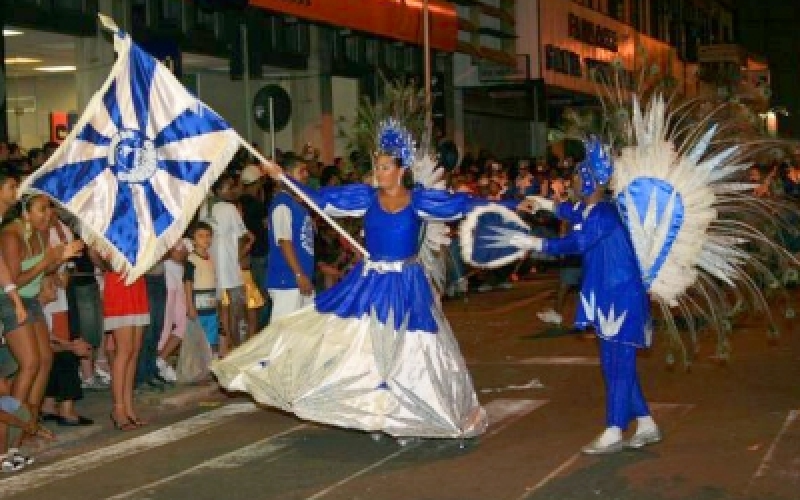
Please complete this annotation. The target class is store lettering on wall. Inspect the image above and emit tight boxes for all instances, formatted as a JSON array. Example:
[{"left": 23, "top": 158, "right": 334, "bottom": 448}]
[
  {"left": 568, "top": 13, "right": 618, "bottom": 52},
  {"left": 545, "top": 45, "right": 582, "bottom": 77},
  {"left": 545, "top": 44, "right": 634, "bottom": 90}
]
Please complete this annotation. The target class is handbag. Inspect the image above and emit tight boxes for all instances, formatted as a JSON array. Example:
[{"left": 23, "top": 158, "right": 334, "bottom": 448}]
[{"left": 176, "top": 319, "right": 213, "bottom": 385}]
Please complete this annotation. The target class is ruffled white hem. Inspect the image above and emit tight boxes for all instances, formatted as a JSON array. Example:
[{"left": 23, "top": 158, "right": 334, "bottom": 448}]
[{"left": 212, "top": 306, "right": 487, "bottom": 438}]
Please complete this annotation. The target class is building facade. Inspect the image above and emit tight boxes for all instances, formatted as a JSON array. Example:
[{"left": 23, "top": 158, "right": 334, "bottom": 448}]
[
  {"left": 1, "top": 0, "right": 458, "bottom": 163},
  {"left": 450, "top": 0, "right": 767, "bottom": 158},
  {"left": 1, "top": 0, "right": 772, "bottom": 162}
]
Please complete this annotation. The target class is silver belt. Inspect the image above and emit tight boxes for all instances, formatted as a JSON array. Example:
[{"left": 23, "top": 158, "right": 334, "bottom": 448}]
[{"left": 362, "top": 257, "right": 417, "bottom": 275}]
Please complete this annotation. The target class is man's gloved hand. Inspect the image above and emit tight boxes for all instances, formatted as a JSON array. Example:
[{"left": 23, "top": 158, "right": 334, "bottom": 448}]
[
  {"left": 509, "top": 234, "right": 543, "bottom": 251},
  {"left": 525, "top": 195, "right": 555, "bottom": 213}
]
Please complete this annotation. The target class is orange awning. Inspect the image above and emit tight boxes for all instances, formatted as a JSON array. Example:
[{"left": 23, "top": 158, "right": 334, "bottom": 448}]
[{"left": 248, "top": 0, "right": 458, "bottom": 52}]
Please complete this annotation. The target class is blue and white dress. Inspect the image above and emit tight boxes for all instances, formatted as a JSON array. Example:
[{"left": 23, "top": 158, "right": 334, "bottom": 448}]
[{"left": 212, "top": 183, "right": 513, "bottom": 438}]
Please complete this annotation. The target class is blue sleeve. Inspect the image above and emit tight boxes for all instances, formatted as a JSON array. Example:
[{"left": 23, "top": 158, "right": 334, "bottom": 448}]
[
  {"left": 555, "top": 201, "right": 585, "bottom": 224},
  {"left": 284, "top": 178, "right": 374, "bottom": 216},
  {"left": 412, "top": 188, "right": 518, "bottom": 221},
  {"left": 543, "top": 205, "right": 616, "bottom": 256}
]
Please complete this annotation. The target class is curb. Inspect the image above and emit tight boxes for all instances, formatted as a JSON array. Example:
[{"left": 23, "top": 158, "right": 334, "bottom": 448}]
[
  {"left": 27, "top": 382, "right": 224, "bottom": 457},
  {"left": 152, "top": 382, "right": 222, "bottom": 408}
]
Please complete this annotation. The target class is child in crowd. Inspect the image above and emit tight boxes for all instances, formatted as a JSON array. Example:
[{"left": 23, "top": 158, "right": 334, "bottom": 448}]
[
  {"left": 184, "top": 222, "right": 219, "bottom": 354},
  {"left": 156, "top": 241, "right": 190, "bottom": 382}
]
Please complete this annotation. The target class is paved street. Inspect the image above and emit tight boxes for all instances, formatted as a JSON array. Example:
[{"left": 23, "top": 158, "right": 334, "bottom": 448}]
[{"left": 1, "top": 276, "right": 798, "bottom": 500}]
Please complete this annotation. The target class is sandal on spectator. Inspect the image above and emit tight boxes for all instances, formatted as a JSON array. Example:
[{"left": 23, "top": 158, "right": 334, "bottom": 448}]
[
  {"left": 110, "top": 414, "right": 138, "bottom": 431},
  {"left": 39, "top": 412, "right": 59, "bottom": 422},
  {"left": 128, "top": 416, "right": 149, "bottom": 427},
  {"left": 58, "top": 415, "right": 94, "bottom": 426}
]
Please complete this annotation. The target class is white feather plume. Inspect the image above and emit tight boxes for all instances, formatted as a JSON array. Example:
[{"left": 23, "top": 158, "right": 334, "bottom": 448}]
[
  {"left": 613, "top": 93, "right": 798, "bottom": 352},
  {"left": 412, "top": 153, "right": 451, "bottom": 293}
]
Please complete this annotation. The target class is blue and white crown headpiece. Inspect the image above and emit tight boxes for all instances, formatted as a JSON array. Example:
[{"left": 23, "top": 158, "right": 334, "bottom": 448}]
[
  {"left": 577, "top": 135, "right": 614, "bottom": 196},
  {"left": 377, "top": 118, "right": 416, "bottom": 168}
]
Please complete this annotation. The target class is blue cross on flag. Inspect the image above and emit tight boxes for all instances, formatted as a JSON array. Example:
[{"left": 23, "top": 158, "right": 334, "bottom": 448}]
[{"left": 20, "top": 15, "right": 240, "bottom": 284}]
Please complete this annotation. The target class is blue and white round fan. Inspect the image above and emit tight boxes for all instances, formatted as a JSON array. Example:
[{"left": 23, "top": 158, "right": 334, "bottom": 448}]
[{"left": 460, "top": 205, "right": 531, "bottom": 268}]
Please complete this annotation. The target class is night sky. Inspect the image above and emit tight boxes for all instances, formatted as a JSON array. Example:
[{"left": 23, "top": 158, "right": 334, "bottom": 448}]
[{"left": 735, "top": 0, "right": 800, "bottom": 139}]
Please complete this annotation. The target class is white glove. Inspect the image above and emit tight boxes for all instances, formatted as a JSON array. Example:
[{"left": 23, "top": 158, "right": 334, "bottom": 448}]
[
  {"left": 525, "top": 195, "right": 555, "bottom": 213},
  {"left": 509, "top": 234, "right": 543, "bottom": 251}
]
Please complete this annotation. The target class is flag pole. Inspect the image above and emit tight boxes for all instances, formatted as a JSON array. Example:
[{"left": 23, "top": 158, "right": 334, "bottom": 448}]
[
  {"left": 269, "top": 96, "right": 276, "bottom": 160},
  {"left": 237, "top": 139, "right": 370, "bottom": 259},
  {"left": 242, "top": 23, "right": 253, "bottom": 143},
  {"left": 423, "top": 0, "right": 432, "bottom": 151}
]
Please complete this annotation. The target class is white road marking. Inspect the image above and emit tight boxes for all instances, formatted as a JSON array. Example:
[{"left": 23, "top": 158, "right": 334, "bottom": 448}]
[
  {"left": 481, "top": 378, "right": 545, "bottom": 393},
  {"left": 746, "top": 409, "right": 800, "bottom": 493},
  {"left": 304, "top": 399, "right": 548, "bottom": 499},
  {"left": 0, "top": 403, "right": 258, "bottom": 498},
  {"left": 515, "top": 454, "right": 582, "bottom": 500},
  {"left": 304, "top": 443, "right": 422, "bottom": 500},
  {"left": 470, "top": 357, "right": 600, "bottom": 366},
  {"left": 486, "top": 399, "right": 548, "bottom": 438},
  {"left": 2, "top": 398, "right": 548, "bottom": 500},
  {"left": 105, "top": 423, "right": 308, "bottom": 500},
  {"left": 515, "top": 402, "right": 694, "bottom": 499}
]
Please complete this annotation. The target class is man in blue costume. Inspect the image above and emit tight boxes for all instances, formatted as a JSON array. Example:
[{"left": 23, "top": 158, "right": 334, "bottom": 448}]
[
  {"left": 511, "top": 139, "right": 661, "bottom": 454},
  {"left": 266, "top": 156, "right": 315, "bottom": 321}
]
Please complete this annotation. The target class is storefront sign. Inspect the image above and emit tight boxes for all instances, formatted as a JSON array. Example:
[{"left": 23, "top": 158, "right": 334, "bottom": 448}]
[
  {"left": 248, "top": 0, "right": 458, "bottom": 52},
  {"left": 545, "top": 45, "right": 582, "bottom": 77},
  {"left": 568, "top": 13, "right": 618, "bottom": 52},
  {"left": 544, "top": 43, "right": 634, "bottom": 90},
  {"left": 478, "top": 54, "right": 530, "bottom": 82}
]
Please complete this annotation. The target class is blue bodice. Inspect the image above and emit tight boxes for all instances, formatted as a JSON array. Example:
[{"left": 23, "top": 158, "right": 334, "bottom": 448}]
[
  {"left": 284, "top": 181, "right": 517, "bottom": 332},
  {"left": 363, "top": 202, "right": 421, "bottom": 261},
  {"left": 292, "top": 181, "right": 517, "bottom": 262}
]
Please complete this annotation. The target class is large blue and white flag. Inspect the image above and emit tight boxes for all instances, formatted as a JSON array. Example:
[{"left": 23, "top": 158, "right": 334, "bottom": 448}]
[{"left": 20, "top": 15, "right": 240, "bottom": 283}]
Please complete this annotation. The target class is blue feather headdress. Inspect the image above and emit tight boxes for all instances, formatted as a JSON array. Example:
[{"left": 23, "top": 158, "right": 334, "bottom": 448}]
[
  {"left": 377, "top": 118, "right": 416, "bottom": 168},
  {"left": 577, "top": 136, "right": 614, "bottom": 196}
]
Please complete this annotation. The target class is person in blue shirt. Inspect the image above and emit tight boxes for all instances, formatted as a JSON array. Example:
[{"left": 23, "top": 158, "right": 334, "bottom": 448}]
[
  {"left": 213, "top": 120, "right": 530, "bottom": 439},
  {"left": 266, "top": 156, "right": 315, "bottom": 321},
  {"left": 510, "top": 143, "right": 660, "bottom": 454}
]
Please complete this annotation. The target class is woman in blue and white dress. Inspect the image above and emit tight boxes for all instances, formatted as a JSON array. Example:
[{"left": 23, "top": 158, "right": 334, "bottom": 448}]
[{"left": 212, "top": 149, "right": 526, "bottom": 439}]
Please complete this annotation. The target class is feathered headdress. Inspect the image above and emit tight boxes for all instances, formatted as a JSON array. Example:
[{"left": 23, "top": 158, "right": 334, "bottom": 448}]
[
  {"left": 577, "top": 136, "right": 614, "bottom": 196},
  {"left": 349, "top": 74, "right": 426, "bottom": 165},
  {"left": 377, "top": 117, "right": 416, "bottom": 168},
  {"left": 349, "top": 75, "right": 452, "bottom": 294}
]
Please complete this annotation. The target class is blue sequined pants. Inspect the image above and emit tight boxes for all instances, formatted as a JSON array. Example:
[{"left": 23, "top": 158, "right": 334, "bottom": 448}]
[{"left": 599, "top": 339, "right": 650, "bottom": 429}]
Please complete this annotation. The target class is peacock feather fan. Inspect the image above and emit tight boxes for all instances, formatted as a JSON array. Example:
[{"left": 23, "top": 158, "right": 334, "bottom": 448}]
[{"left": 613, "top": 93, "right": 799, "bottom": 366}]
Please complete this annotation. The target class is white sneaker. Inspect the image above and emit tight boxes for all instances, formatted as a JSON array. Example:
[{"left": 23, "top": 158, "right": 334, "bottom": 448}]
[
  {"left": 94, "top": 366, "right": 112, "bottom": 384},
  {"left": 536, "top": 309, "right": 563, "bottom": 325},
  {"left": 81, "top": 375, "right": 109, "bottom": 391},
  {"left": 1, "top": 454, "right": 24, "bottom": 473},
  {"left": 627, "top": 427, "right": 662, "bottom": 448},
  {"left": 157, "top": 358, "right": 177, "bottom": 383}
]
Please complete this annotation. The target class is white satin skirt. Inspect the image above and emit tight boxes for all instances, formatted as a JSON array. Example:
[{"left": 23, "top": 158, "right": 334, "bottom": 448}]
[{"left": 211, "top": 304, "right": 487, "bottom": 438}]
